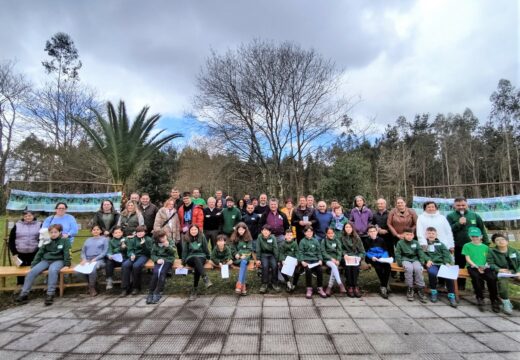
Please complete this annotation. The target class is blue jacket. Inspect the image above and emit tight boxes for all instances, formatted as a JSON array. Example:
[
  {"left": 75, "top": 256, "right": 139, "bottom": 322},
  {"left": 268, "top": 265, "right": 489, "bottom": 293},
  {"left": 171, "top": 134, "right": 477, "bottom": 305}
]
[{"left": 315, "top": 211, "right": 333, "bottom": 239}]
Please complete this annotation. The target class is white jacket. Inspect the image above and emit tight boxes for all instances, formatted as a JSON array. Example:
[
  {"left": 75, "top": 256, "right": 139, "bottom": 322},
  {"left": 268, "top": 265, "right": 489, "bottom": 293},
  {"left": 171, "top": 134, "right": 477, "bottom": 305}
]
[{"left": 416, "top": 211, "right": 454, "bottom": 249}]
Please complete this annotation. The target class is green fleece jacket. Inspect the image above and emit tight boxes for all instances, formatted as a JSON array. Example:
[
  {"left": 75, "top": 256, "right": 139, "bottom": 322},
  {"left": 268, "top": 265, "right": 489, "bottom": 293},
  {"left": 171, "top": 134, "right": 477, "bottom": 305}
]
[
  {"left": 321, "top": 237, "right": 342, "bottom": 261},
  {"left": 299, "top": 236, "right": 322, "bottom": 262},
  {"left": 278, "top": 240, "right": 300, "bottom": 262},
  {"left": 182, "top": 234, "right": 210, "bottom": 264},
  {"left": 425, "top": 239, "right": 453, "bottom": 265},
  {"left": 222, "top": 207, "right": 242, "bottom": 234},
  {"left": 487, "top": 246, "right": 520, "bottom": 273},
  {"left": 340, "top": 234, "right": 365, "bottom": 258},
  {"left": 256, "top": 234, "right": 279, "bottom": 259},
  {"left": 127, "top": 235, "right": 153, "bottom": 258},
  {"left": 446, "top": 210, "right": 489, "bottom": 246},
  {"left": 210, "top": 244, "right": 234, "bottom": 264},
  {"left": 395, "top": 239, "right": 429, "bottom": 266},
  {"left": 150, "top": 241, "right": 176, "bottom": 263},
  {"left": 107, "top": 237, "right": 128, "bottom": 258},
  {"left": 32, "top": 237, "right": 71, "bottom": 267}
]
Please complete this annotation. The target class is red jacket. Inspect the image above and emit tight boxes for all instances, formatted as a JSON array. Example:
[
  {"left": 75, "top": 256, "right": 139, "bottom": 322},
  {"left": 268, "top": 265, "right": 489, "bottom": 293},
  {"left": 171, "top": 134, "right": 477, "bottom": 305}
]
[{"left": 178, "top": 204, "right": 204, "bottom": 231}]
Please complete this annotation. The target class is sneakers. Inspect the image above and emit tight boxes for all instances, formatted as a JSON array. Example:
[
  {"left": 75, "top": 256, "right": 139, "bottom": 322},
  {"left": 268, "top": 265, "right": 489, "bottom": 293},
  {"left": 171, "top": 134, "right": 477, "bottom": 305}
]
[
  {"left": 286, "top": 281, "right": 294, "bottom": 292},
  {"left": 203, "top": 276, "right": 213, "bottom": 289},
  {"left": 339, "top": 283, "right": 347, "bottom": 294},
  {"left": 272, "top": 283, "right": 281, "bottom": 293},
  {"left": 44, "top": 294, "right": 54, "bottom": 306},
  {"left": 354, "top": 287, "right": 362, "bottom": 298},
  {"left": 380, "top": 286, "right": 388, "bottom": 299},
  {"left": 106, "top": 278, "right": 113, "bottom": 290},
  {"left": 146, "top": 294, "right": 154, "bottom": 304},
  {"left": 306, "top": 287, "right": 313, "bottom": 299},
  {"left": 347, "top": 287, "right": 354, "bottom": 298},
  {"left": 151, "top": 294, "right": 161, "bottom": 304},
  {"left": 188, "top": 288, "right": 197, "bottom": 301},
  {"left": 235, "top": 281, "right": 242, "bottom": 294},
  {"left": 407, "top": 287, "right": 414, "bottom": 301},
  {"left": 491, "top": 300, "right": 501, "bottom": 313},
  {"left": 430, "top": 289, "right": 438, "bottom": 303},
  {"left": 447, "top": 293, "right": 457, "bottom": 307},
  {"left": 317, "top": 287, "right": 327, "bottom": 298},
  {"left": 325, "top": 286, "right": 332, "bottom": 297},
  {"left": 502, "top": 299, "right": 513, "bottom": 315},
  {"left": 241, "top": 283, "right": 248, "bottom": 296},
  {"left": 15, "top": 293, "right": 28, "bottom": 304},
  {"left": 259, "top": 284, "right": 268, "bottom": 294},
  {"left": 477, "top": 298, "right": 485, "bottom": 312},
  {"left": 416, "top": 287, "right": 427, "bottom": 304}
]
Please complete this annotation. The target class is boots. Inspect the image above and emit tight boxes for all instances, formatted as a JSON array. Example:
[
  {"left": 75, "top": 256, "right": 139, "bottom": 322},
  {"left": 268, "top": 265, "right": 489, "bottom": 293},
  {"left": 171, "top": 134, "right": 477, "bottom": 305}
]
[
  {"left": 325, "top": 286, "right": 332, "bottom": 297},
  {"left": 380, "top": 286, "right": 388, "bottom": 299},
  {"left": 306, "top": 287, "right": 313, "bottom": 299},
  {"left": 15, "top": 293, "right": 28, "bottom": 304},
  {"left": 241, "top": 283, "right": 248, "bottom": 296},
  {"left": 44, "top": 294, "right": 54, "bottom": 306},
  {"left": 338, "top": 283, "right": 347, "bottom": 294},
  {"left": 204, "top": 276, "right": 213, "bottom": 288},
  {"left": 89, "top": 286, "right": 98, "bottom": 297},
  {"left": 347, "top": 287, "right": 355, "bottom": 298},
  {"left": 416, "top": 287, "right": 427, "bottom": 303},
  {"left": 407, "top": 287, "right": 414, "bottom": 301},
  {"left": 354, "top": 287, "right": 362, "bottom": 298},
  {"left": 430, "top": 289, "right": 438, "bottom": 303},
  {"left": 235, "top": 281, "right": 242, "bottom": 294},
  {"left": 317, "top": 287, "right": 327, "bottom": 298}
]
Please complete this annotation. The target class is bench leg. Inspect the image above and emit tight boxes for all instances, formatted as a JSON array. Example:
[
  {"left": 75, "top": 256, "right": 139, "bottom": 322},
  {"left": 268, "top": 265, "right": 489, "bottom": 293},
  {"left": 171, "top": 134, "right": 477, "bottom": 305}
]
[
  {"left": 59, "top": 273, "right": 64, "bottom": 297},
  {"left": 454, "top": 279, "right": 459, "bottom": 302}
]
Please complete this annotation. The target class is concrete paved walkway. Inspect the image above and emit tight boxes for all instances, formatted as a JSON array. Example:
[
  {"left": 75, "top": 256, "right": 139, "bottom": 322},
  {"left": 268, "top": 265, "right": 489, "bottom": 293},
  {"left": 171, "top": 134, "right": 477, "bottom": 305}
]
[{"left": 0, "top": 294, "right": 519, "bottom": 359}]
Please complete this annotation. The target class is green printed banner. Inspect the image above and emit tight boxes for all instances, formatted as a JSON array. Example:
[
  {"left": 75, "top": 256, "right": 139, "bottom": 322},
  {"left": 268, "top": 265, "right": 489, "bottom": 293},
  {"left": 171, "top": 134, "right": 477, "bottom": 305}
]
[
  {"left": 412, "top": 195, "right": 520, "bottom": 221},
  {"left": 6, "top": 189, "right": 122, "bottom": 213}
]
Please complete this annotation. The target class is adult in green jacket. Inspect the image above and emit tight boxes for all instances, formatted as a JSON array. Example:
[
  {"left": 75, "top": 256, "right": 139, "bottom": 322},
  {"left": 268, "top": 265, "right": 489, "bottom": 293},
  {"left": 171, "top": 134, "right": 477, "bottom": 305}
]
[
  {"left": 222, "top": 198, "right": 242, "bottom": 235},
  {"left": 16, "top": 224, "right": 71, "bottom": 305},
  {"left": 446, "top": 197, "right": 489, "bottom": 289},
  {"left": 182, "top": 225, "right": 212, "bottom": 300},
  {"left": 487, "top": 233, "right": 520, "bottom": 315}
]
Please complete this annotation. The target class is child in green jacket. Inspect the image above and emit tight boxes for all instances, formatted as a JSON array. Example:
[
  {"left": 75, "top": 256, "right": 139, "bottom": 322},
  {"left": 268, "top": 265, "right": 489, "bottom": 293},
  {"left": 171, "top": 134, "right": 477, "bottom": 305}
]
[
  {"left": 424, "top": 227, "right": 457, "bottom": 307},
  {"left": 16, "top": 224, "right": 71, "bottom": 306},
  {"left": 321, "top": 228, "right": 346, "bottom": 296},
  {"left": 395, "top": 228, "right": 429, "bottom": 302},
  {"left": 210, "top": 235, "right": 234, "bottom": 268},
  {"left": 487, "top": 233, "right": 520, "bottom": 315},
  {"left": 182, "top": 224, "right": 212, "bottom": 301},
  {"left": 105, "top": 226, "right": 127, "bottom": 291},
  {"left": 256, "top": 225, "right": 280, "bottom": 293},
  {"left": 340, "top": 222, "right": 365, "bottom": 298},
  {"left": 231, "top": 223, "right": 255, "bottom": 296},
  {"left": 278, "top": 229, "right": 301, "bottom": 292},
  {"left": 299, "top": 226, "right": 326, "bottom": 299},
  {"left": 146, "top": 230, "right": 176, "bottom": 304},
  {"left": 122, "top": 225, "right": 153, "bottom": 296}
]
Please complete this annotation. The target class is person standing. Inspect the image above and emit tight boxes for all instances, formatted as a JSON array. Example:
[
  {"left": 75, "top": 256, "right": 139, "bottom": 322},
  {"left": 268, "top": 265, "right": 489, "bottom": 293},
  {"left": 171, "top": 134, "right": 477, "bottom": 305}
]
[
  {"left": 349, "top": 195, "right": 373, "bottom": 251},
  {"left": 292, "top": 196, "right": 317, "bottom": 242},
  {"left": 192, "top": 188, "right": 207, "bottom": 207},
  {"left": 258, "top": 198, "right": 289, "bottom": 245},
  {"left": 243, "top": 203, "right": 261, "bottom": 243},
  {"left": 91, "top": 200, "right": 120, "bottom": 237},
  {"left": 9, "top": 210, "right": 41, "bottom": 285},
  {"left": 255, "top": 194, "right": 269, "bottom": 217},
  {"left": 416, "top": 201, "right": 454, "bottom": 251},
  {"left": 203, "top": 197, "right": 223, "bottom": 249},
  {"left": 447, "top": 196, "right": 489, "bottom": 290},
  {"left": 139, "top": 193, "right": 158, "bottom": 235},
  {"left": 170, "top": 188, "right": 183, "bottom": 210},
  {"left": 118, "top": 200, "right": 144, "bottom": 237},
  {"left": 281, "top": 198, "right": 297, "bottom": 238},
  {"left": 222, "top": 197, "right": 242, "bottom": 237},
  {"left": 42, "top": 202, "right": 78, "bottom": 245},
  {"left": 372, "top": 198, "right": 392, "bottom": 256},
  {"left": 315, "top": 201, "right": 333, "bottom": 242}
]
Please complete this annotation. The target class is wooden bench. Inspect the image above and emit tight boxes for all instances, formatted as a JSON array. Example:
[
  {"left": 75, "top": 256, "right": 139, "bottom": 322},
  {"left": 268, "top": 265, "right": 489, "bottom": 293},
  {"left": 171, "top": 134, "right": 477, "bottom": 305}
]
[{"left": 390, "top": 263, "right": 470, "bottom": 299}]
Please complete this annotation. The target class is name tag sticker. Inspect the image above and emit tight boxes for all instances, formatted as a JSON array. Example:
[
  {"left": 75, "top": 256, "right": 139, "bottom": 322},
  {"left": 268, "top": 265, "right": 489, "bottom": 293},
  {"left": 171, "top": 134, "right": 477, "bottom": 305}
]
[
  {"left": 278, "top": 215, "right": 282, "bottom": 220},
  {"left": 332, "top": 243, "right": 336, "bottom": 248},
  {"left": 57, "top": 245, "right": 63, "bottom": 249},
  {"left": 267, "top": 239, "right": 273, "bottom": 243},
  {"left": 511, "top": 253, "right": 517, "bottom": 258},
  {"left": 411, "top": 244, "right": 417, "bottom": 249},
  {"left": 206, "top": 215, "right": 210, "bottom": 218},
  {"left": 428, "top": 245, "right": 435, "bottom": 252},
  {"left": 232, "top": 216, "right": 235, "bottom": 219}
]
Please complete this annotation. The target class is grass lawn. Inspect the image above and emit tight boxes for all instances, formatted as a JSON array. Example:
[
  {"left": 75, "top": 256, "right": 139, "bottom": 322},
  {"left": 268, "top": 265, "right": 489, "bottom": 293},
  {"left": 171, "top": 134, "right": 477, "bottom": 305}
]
[{"left": 0, "top": 216, "right": 519, "bottom": 311}]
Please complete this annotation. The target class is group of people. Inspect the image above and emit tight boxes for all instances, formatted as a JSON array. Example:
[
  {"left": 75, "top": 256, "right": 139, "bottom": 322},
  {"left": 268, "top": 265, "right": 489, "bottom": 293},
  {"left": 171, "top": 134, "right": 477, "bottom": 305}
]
[{"left": 8, "top": 189, "right": 519, "bottom": 314}]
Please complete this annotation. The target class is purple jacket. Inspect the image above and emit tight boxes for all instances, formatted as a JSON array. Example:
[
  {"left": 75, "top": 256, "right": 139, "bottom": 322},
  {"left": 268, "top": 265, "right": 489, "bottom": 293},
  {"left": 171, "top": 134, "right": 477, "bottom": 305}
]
[{"left": 349, "top": 206, "right": 373, "bottom": 236}]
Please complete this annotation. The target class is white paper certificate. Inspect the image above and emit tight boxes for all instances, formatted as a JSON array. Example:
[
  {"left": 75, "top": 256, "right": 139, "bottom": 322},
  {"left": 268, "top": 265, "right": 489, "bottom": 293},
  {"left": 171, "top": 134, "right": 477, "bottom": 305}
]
[{"left": 281, "top": 256, "right": 298, "bottom": 276}]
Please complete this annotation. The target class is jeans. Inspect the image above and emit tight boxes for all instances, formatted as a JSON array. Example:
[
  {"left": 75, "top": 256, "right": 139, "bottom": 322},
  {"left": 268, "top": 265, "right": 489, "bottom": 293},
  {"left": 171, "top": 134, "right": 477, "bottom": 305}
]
[
  {"left": 344, "top": 265, "right": 360, "bottom": 287},
  {"left": 237, "top": 259, "right": 248, "bottom": 284},
  {"left": 427, "top": 265, "right": 455, "bottom": 293},
  {"left": 468, "top": 267, "right": 498, "bottom": 302},
  {"left": 16, "top": 252, "right": 37, "bottom": 285},
  {"left": 261, "top": 254, "right": 277, "bottom": 284},
  {"left": 304, "top": 261, "right": 323, "bottom": 288},
  {"left": 149, "top": 261, "right": 172, "bottom": 295},
  {"left": 22, "top": 260, "right": 64, "bottom": 296},
  {"left": 105, "top": 259, "right": 122, "bottom": 278},
  {"left": 326, "top": 260, "right": 343, "bottom": 286},
  {"left": 186, "top": 256, "right": 207, "bottom": 287},
  {"left": 402, "top": 260, "right": 425, "bottom": 288},
  {"left": 84, "top": 259, "right": 105, "bottom": 287},
  {"left": 122, "top": 256, "right": 148, "bottom": 290}
]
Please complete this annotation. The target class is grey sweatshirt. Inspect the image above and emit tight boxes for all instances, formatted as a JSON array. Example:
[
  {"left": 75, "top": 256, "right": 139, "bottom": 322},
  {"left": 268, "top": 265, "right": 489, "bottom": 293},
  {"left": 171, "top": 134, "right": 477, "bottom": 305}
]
[{"left": 81, "top": 236, "right": 109, "bottom": 261}]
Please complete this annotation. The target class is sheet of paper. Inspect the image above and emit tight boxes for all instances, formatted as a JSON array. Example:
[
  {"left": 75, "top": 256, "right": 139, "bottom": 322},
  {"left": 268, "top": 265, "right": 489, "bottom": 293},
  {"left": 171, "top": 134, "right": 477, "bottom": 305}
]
[
  {"left": 221, "top": 264, "right": 229, "bottom": 279},
  {"left": 345, "top": 256, "right": 361, "bottom": 266},
  {"left": 307, "top": 262, "right": 320, "bottom": 269},
  {"left": 74, "top": 261, "right": 97, "bottom": 275},
  {"left": 175, "top": 268, "right": 188, "bottom": 275},
  {"left": 281, "top": 256, "right": 298, "bottom": 276},
  {"left": 377, "top": 257, "right": 394, "bottom": 264},
  {"left": 498, "top": 272, "right": 517, "bottom": 278},
  {"left": 11, "top": 255, "right": 23, "bottom": 266},
  {"left": 437, "top": 264, "right": 459, "bottom": 280},
  {"left": 111, "top": 253, "right": 123, "bottom": 262}
]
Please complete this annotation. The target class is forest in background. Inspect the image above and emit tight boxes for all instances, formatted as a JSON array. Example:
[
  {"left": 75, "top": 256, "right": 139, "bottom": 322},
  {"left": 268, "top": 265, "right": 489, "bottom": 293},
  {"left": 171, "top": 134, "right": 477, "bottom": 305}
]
[{"left": 1, "top": 34, "right": 519, "bottom": 211}]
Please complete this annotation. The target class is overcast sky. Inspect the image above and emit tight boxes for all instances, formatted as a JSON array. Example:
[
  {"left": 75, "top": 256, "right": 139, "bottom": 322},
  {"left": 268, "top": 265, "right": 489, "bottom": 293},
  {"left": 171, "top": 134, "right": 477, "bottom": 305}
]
[{"left": 1, "top": 0, "right": 518, "bottom": 142}]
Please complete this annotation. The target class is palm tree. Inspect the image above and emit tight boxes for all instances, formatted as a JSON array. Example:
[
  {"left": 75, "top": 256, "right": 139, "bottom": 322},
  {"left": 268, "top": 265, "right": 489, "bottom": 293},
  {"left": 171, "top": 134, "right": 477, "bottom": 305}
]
[{"left": 74, "top": 100, "right": 182, "bottom": 188}]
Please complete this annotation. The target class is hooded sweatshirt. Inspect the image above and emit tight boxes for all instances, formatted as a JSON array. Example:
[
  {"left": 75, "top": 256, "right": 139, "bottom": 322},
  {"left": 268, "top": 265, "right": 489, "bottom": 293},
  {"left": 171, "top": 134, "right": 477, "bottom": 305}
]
[{"left": 416, "top": 211, "right": 454, "bottom": 249}]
